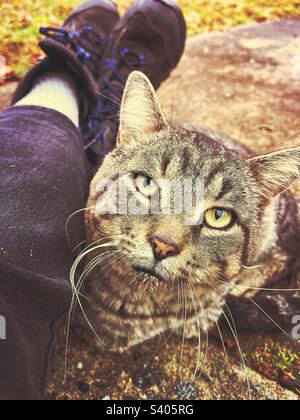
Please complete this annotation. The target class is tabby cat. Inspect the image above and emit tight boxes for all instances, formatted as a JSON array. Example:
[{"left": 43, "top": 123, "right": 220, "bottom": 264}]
[{"left": 77, "top": 71, "right": 300, "bottom": 352}]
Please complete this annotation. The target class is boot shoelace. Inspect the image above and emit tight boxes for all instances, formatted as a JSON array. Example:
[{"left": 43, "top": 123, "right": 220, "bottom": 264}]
[
  {"left": 83, "top": 47, "right": 147, "bottom": 155},
  {"left": 40, "top": 25, "right": 106, "bottom": 75}
]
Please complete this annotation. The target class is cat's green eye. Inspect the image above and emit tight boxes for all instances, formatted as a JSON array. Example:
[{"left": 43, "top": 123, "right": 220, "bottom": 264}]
[
  {"left": 134, "top": 175, "right": 159, "bottom": 197},
  {"left": 204, "top": 208, "right": 234, "bottom": 230}
]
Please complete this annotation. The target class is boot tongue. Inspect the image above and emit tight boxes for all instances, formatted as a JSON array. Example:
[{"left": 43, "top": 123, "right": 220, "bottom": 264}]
[
  {"left": 81, "top": 85, "right": 121, "bottom": 161},
  {"left": 86, "top": 41, "right": 156, "bottom": 162}
]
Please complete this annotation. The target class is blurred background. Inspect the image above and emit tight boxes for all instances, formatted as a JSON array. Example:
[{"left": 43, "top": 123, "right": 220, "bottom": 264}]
[{"left": 1, "top": 0, "right": 300, "bottom": 79}]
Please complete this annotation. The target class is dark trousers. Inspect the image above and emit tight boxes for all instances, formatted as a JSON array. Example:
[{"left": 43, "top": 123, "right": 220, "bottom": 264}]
[{"left": 0, "top": 106, "right": 89, "bottom": 399}]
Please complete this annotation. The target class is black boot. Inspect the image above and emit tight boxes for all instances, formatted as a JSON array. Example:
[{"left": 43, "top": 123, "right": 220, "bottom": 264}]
[
  {"left": 83, "top": 0, "right": 187, "bottom": 163},
  {"left": 12, "top": 0, "right": 119, "bottom": 132}
]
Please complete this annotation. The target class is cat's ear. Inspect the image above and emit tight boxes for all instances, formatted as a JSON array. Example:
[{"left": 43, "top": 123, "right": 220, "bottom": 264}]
[
  {"left": 248, "top": 147, "right": 300, "bottom": 198},
  {"left": 117, "top": 71, "right": 169, "bottom": 144}
]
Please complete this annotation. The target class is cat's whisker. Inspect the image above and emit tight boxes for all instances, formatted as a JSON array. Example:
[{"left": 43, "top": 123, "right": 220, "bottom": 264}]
[
  {"left": 75, "top": 248, "right": 118, "bottom": 294},
  {"left": 126, "top": 276, "right": 138, "bottom": 288},
  {"left": 65, "top": 242, "right": 118, "bottom": 377},
  {"left": 266, "top": 128, "right": 300, "bottom": 154},
  {"left": 190, "top": 282, "right": 211, "bottom": 396},
  {"left": 203, "top": 263, "right": 300, "bottom": 295},
  {"left": 65, "top": 207, "right": 93, "bottom": 244},
  {"left": 71, "top": 239, "right": 87, "bottom": 255},
  {"left": 65, "top": 290, "right": 95, "bottom": 382},
  {"left": 231, "top": 282, "right": 300, "bottom": 293},
  {"left": 238, "top": 263, "right": 300, "bottom": 291},
  {"left": 185, "top": 281, "right": 205, "bottom": 399},
  {"left": 98, "top": 250, "right": 122, "bottom": 274},
  {"left": 65, "top": 254, "right": 109, "bottom": 361},
  {"left": 76, "top": 251, "right": 119, "bottom": 297},
  {"left": 75, "top": 289, "right": 109, "bottom": 348},
  {"left": 76, "top": 255, "right": 106, "bottom": 293},
  {"left": 237, "top": 288, "right": 298, "bottom": 342},
  {"left": 179, "top": 281, "right": 187, "bottom": 386},
  {"left": 218, "top": 294, "right": 239, "bottom": 339},
  {"left": 75, "top": 233, "right": 122, "bottom": 256},
  {"left": 241, "top": 264, "right": 262, "bottom": 270},
  {"left": 65, "top": 248, "right": 119, "bottom": 378},
  {"left": 101, "top": 254, "right": 124, "bottom": 280},
  {"left": 168, "top": 272, "right": 177, "bottom": 295},
  {"left": 202, "top": 269, "right": 239, "bottom": 338},
  {"left": 205, "top": 279, "right": 252, "bottom": 400},
  {"left": 243, "top": 285, "right": 300, "bottom": 292},
  {"left": 215, "top": 319, "right": 229, "bottom": 358},
  {"left": 72, "top": 252, "right": 123, "bottom": 349},
  {"left": 64, "top": 293, "right": 76, "bottom": 383},
  {"left": 171, "top": 74, "right": 174, "bottom": 125},
  {"left": 96, "top": 223, "right": 123, "bottom": 240},
  {"left": 70, "top": 242, "right": 115, "bottom": 293},
  {"left": 197, "top": 267, "right": 238, "bottom": 337},
  {"left": 96, "top": 90, "right": 121, "bottom": 107},
  {"left": 191, "top": 275, "right": 228, "bottom": 359},
  {"left": 214, "top": 277, "right": 300, "bottom": 342},
  {"left": 155, "top": 283, "right": 181, "bottom": 353},
  {"left": 142, "top": 275, "right": 151, "bottom": 294}
]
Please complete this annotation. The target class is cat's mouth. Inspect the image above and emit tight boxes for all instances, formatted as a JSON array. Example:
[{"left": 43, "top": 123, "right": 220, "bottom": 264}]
[{"left": 132, "top": 264, "right": 168, "bottom": 284}]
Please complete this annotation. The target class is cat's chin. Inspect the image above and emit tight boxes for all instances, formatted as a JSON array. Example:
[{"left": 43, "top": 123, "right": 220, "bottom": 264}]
[{"left": 132, "top": 264, "right": 171, "bottom": 290}]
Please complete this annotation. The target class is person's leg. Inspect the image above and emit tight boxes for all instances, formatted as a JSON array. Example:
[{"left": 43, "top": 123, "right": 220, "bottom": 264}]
[{"left": 0, "top": 105, "right": 88, "bottom": 400}]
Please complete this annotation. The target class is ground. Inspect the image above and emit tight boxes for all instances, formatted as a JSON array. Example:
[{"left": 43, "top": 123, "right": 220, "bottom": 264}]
[{"left": 0, "top": 16, "right": 300, "bottom": 400}]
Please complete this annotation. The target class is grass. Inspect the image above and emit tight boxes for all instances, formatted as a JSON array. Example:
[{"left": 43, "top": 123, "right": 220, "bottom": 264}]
[{"left": 0, "top": 0, "right": 300, "bottom": 77}]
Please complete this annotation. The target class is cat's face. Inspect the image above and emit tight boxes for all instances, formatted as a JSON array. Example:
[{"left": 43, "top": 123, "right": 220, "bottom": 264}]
[{"left": 86, "top": 72, "right": 300, "bottom": 293}]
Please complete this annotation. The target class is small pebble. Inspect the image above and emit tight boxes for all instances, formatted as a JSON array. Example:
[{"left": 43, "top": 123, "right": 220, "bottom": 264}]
[
  {"left": 250, "top": 384, "right": 261, "bottom": 399},
  {"left": 77, "top": 381, "right": 90, "bottom": 393},
  {"left": 134, "top": 371, "right": 158, "bottom": 390},
  {"left": 132, "top": 349, "right": 142, "bottom": 361},
  {"left": 147, "top": 393, "right": 161, "bottom": 400},
  {"left": 201, "top": 373, "right": 212, "bottom": 384},
  {"left": 173, "top": 382, "right": 197, "bottom": 400},
  {"left": 224, "top": 88, "right": 234, "bottom": 98},
  {"left": 259, "top": 126, "right": 273, "bottom": 134},
  {"left": 133, "top": 365, "right": 164, "bottom": 390}
]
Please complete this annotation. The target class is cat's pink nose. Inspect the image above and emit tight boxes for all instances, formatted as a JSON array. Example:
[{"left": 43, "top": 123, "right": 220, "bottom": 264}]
[{"left": 149, "top": 235, "right": 180, "bottom": 262}]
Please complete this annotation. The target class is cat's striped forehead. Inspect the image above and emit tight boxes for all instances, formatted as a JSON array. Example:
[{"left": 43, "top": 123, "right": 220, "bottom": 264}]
[{"left": 124, "top": 129, "right": 254, "bottom": 208}]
